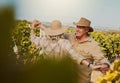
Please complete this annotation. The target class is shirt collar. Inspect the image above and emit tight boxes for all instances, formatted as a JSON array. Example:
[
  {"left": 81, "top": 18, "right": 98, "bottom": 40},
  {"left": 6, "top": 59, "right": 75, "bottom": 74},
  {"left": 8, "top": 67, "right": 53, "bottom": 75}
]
[{"left": 73, "top": 33, "right": 92, "bottom": 43}]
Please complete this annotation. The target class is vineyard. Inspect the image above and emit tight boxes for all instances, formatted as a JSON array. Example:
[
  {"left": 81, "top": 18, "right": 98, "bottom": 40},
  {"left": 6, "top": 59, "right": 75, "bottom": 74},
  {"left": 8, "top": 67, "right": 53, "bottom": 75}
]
[
  {"left": 90, "top": 31, "right": 120, "bottom": 61},
  {"left": 12, "top": 20, "right": 120, "bottom": 62},
  {"left": 11, "top": 20, "right": 120, "bottom": 83},
  {"left": 1, "top": 7, "right": 119, "bottom": 83}
]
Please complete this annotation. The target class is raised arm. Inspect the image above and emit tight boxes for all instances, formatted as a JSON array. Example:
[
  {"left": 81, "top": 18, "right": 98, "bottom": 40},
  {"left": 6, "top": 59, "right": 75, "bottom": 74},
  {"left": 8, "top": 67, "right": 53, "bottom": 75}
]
[{"left": 30, "top": 20, "right": 44, "bottom": 46}]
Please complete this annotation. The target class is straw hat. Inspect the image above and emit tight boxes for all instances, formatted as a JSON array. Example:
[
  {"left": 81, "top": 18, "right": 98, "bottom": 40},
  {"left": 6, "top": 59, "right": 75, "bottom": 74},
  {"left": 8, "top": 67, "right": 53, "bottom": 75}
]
[
  {"left": 73, "top": 17, "right": 93, "bottom": 32},
  {"left": 44, "top": 20, "right": 68, "bottom": 36}
]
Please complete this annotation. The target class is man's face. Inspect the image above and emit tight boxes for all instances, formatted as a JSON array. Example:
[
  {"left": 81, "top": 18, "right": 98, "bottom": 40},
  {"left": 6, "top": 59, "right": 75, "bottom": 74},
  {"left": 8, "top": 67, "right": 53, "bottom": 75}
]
[{"left": 75, "top": 26, "right": 89, "bottom": 37}]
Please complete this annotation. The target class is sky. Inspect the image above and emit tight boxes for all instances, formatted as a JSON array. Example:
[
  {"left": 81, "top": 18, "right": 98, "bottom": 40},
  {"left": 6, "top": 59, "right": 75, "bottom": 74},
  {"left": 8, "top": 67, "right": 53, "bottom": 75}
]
[{"left": 1, "top": 0, "right": 120, "bottom": 29}]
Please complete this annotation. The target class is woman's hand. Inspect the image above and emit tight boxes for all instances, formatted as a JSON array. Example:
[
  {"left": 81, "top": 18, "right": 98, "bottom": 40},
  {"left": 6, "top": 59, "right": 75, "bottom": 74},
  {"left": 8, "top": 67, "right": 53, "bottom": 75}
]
[
  {"left": 31, "top": 20, "right": 41, "bottom": 28},
  {"left": 31, "top": 20, "right": 46, "bottom": 30},
  {"left": 90, "top": 64, "right": 102, "bottom": 70}
]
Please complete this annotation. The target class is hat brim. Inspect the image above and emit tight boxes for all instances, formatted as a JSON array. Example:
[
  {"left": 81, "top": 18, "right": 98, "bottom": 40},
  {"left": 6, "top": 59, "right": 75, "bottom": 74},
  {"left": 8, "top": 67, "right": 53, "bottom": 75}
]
[
  {"left": 73, "top": 22, "right": 93, "bottom": 32},
  {"left": 44, "top": 26, "right": 68, "bottom": 36},
  {"left": 89, "top": 27, "right": 93, "bottom": 32}
]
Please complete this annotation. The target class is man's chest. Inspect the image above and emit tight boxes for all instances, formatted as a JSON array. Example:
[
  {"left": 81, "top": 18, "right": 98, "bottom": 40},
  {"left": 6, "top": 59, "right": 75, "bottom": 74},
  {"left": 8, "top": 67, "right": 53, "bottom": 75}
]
[{"left": 73, "top": 42, "right": 93, "bottom": 59}]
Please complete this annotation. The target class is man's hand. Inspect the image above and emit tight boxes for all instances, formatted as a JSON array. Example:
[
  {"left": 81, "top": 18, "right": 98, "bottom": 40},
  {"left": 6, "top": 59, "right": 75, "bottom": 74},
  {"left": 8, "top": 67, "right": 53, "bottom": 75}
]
[
  {"left": 92, "top": 63, "right": 110, "bottom": 74},
  {"left": 99, "top": 63, "right": 110, "bottom": 74}
]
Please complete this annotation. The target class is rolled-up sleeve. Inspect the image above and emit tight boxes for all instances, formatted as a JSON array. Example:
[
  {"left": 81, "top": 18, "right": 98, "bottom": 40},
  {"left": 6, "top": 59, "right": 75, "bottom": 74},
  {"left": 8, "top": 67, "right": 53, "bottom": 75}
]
[{"left": 91, "top": 44, "right": 110, "bottom": 65}]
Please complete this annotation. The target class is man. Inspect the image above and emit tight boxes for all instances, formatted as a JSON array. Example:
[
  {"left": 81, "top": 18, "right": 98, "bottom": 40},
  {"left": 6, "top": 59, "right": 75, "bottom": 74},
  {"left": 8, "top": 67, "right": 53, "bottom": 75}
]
[
  {"left": 30, "top": 20, "right": 101, "bottom": 69},
  {"left": 32, "top": 18, "right": 110, "bottom": 83},
  {"left": 65, "top": 17, "right": 110, "bottom": 83}
]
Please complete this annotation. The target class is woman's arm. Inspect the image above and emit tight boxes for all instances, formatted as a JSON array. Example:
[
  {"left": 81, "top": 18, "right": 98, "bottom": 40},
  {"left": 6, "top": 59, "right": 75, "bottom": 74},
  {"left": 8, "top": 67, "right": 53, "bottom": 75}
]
[{"left": 30, "top": 20, "right": 42, "bottom": 46}]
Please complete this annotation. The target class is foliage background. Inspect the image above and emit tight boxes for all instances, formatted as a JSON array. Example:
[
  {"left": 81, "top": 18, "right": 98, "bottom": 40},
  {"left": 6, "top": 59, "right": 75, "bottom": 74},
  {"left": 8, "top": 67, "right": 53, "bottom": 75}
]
[
  {"left": 1, "top": 6, "right": 120, "bottom": 83},
  {"left": 12, "top": 20, "right": 120, "bottom": 63}
]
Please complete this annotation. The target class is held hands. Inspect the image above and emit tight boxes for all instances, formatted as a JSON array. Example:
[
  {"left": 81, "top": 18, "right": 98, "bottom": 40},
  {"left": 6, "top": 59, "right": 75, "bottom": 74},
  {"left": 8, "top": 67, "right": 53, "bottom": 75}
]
[
  {"left": 97, "top": 63, "right": 110, "bottom": 74},
  {"left": 89, "top": 64, "right": 102, "bottom": 70},
  {"left": 90, "top": 63, "right": 110, "bottom": 74}
]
